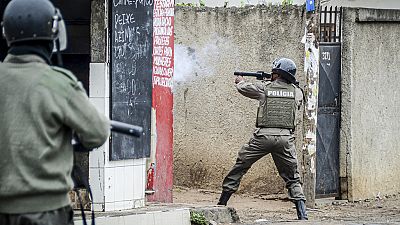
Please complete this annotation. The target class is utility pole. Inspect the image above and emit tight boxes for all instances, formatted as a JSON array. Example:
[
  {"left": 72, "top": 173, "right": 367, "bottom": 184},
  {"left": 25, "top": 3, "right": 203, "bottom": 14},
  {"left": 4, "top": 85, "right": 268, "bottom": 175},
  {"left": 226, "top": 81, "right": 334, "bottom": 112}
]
[{"left": 302, "top": 0, "right": 320, "bottom": 208}]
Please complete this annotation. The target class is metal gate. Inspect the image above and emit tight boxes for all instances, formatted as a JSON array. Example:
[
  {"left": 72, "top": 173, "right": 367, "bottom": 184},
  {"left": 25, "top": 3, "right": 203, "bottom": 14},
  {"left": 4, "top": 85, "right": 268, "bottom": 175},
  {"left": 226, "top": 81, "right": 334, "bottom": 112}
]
[{"left": 316, "top": 7, "right": 342, "bottom": 198}]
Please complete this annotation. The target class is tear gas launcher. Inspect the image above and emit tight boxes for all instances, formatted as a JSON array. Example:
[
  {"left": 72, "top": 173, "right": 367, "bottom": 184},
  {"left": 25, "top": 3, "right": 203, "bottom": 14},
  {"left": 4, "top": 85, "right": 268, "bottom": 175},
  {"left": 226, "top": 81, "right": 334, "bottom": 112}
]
[
  {"left": 110, "top": 120, "right": 143, "bottom": 137},
  {"left": 234, "top": 71, "right": 272, "bottom": 80},
  {"left": 73, "top": 120, "right": 143, "bottom": 152}
]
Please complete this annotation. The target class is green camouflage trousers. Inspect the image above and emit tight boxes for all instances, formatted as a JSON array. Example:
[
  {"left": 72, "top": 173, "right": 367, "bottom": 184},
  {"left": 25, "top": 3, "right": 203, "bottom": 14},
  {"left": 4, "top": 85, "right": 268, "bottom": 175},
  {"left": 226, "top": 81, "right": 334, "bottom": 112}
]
[
  {"left": 222, "top": 133, "right": 306, "bottom": 201},
  {"left": 0, "top": 206, "right": 74, "bottom": 225}
]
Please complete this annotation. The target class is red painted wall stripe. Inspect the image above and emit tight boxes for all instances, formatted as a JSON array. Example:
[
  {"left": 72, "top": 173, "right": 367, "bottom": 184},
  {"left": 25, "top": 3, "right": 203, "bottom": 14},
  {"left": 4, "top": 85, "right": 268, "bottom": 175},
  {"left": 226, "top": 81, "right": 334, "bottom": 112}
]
[{"left": 148, "top": 0, "right": 174, "bottom": 203}]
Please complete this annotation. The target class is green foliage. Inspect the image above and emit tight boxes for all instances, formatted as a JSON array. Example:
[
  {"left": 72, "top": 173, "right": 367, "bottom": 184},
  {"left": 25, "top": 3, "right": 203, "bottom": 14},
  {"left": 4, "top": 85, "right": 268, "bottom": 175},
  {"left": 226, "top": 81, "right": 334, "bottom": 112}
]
[
  {"left": 282, "top": 0, "right": 293, "bottom": 6},
  {"left": 175, "top": 0, "right": 205, "bottom": 7},
  {"left": 199, "top": 0, "right": 205, "bottom": 7},
  {"left": 176, "top": 2, "right": 196, "bottom": 7},
  {"left": 240, "top": 0, "right": 245, "bottom": 7},
  {"left": 190, "top": 211, "right": 208, "bottom": 225}
]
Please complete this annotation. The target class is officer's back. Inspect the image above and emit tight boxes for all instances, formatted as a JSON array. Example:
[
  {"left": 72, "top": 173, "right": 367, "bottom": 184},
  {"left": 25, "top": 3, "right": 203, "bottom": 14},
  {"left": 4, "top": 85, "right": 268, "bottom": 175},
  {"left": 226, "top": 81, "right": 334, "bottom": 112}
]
[{"left": 0, "top": 0, "right": 109, "bottom": 224}]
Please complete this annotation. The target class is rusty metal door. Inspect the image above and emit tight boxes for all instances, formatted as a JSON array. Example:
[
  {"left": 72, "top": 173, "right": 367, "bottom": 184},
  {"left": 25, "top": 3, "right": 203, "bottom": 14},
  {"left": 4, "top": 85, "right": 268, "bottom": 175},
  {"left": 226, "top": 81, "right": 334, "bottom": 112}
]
[{"left": 316, "top": 43, "right": 341, "bottom": 197}]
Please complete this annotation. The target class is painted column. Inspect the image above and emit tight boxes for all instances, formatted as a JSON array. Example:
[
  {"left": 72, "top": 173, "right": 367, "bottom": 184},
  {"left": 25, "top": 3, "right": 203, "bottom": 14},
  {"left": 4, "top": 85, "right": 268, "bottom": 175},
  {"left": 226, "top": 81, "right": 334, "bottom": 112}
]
[{"left": 147, "top": 0, "right": 175, "bottom": 202}]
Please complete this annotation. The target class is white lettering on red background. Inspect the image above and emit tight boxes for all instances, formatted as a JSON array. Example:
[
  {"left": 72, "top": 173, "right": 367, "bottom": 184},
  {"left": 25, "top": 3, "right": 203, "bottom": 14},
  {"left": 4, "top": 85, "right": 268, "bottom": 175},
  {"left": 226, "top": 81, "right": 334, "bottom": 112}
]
[{"left": 152, "top": 0, "right": 174, "bottom": 88}]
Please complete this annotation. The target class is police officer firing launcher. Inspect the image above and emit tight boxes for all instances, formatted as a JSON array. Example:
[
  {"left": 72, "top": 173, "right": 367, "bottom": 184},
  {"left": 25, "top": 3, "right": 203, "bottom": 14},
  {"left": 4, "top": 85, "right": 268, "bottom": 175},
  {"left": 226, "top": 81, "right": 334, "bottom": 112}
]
[{"left": 218, "top": 58, "right": 308, "bottom": 220}]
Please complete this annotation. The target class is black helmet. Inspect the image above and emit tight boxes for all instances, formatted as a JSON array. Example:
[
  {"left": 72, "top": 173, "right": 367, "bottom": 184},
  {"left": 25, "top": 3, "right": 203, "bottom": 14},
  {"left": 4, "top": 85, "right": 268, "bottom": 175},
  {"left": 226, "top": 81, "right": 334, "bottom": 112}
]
[
  {"left": 271, "top": 58, "right": 297, "bottom": 84},
  {"left": 1, "top": 0, "right": 67, "bottom": 51}
]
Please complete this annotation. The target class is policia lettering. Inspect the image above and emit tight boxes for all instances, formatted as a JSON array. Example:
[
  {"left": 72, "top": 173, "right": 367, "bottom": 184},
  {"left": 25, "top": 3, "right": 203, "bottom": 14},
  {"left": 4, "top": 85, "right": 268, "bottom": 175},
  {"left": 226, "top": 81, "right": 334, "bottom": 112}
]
[
  {"left": 257, "top": 83, "right": 296, "bottom": 129},
  {"left": 267, "top": 89, "right": 295, "bottom": 98}
]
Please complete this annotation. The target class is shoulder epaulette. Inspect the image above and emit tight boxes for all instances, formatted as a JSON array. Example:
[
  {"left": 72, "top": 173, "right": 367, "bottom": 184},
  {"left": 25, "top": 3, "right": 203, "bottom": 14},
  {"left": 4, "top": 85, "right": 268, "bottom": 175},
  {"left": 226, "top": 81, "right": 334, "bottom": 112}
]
[{"left": 51, "top": 66, "right": 78, "bottom": 82}]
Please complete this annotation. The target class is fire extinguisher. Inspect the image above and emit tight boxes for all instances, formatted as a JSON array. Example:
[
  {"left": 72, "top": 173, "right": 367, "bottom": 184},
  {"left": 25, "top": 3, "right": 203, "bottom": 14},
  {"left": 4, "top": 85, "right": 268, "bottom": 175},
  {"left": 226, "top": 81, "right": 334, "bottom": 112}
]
[{"left": 146, "top": 162, "right": 155, "bottom": 191}]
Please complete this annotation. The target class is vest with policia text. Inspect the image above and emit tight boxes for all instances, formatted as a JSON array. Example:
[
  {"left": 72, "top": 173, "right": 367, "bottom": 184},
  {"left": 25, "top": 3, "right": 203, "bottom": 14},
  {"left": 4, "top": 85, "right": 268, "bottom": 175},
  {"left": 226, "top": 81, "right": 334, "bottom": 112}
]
[{"left": 256, "top": 81, "right": 296, "bottom": 129}]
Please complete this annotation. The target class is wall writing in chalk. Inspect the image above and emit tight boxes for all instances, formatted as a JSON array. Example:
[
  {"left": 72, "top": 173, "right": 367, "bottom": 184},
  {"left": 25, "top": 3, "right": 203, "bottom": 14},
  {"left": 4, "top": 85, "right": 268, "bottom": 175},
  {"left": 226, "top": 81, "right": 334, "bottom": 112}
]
[{"left": 110, "top": 0, "right": 153, "bottom": 160}]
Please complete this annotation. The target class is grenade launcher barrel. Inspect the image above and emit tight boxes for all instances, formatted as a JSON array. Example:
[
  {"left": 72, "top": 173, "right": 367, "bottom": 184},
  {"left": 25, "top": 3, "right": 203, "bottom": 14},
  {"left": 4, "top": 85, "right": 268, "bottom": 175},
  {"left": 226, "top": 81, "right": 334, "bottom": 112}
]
[
  {"left": 234, "top": 71, "right": 272, "bottom": 80},
  {"left": 110, "top": 120, "right": 143, "bottom": 137},
  {"left": 73, "top": 121, "right": 143, "bottom": 152}
]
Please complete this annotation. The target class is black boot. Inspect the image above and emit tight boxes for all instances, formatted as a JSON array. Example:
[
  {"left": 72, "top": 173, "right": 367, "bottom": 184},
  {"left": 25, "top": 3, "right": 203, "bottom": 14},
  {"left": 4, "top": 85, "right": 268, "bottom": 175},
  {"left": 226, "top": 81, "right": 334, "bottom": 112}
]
[
  {"left": 294, "top": 200, "right": 308, "bottom": 220},
  {"left": 217, "top": 191, "right": 233, "bottom": 206}
]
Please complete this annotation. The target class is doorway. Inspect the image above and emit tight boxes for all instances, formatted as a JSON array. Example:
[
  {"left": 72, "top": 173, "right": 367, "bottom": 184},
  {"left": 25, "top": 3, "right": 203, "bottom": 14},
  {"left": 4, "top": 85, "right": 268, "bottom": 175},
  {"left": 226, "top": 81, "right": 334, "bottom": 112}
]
[{"left": 316, "top": 6, "right": 343, "bottom": 198}]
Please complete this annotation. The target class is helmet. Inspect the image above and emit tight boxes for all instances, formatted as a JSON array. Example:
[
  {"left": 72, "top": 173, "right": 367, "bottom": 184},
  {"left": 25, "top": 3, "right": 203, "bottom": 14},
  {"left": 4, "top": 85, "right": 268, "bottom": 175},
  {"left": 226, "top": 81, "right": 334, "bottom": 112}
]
[
  {"left": 271, "top": 58, "right": 297, "bottom": 84},
  {"left": 1, "top": 0, "right": 67, "bottom": 52}
]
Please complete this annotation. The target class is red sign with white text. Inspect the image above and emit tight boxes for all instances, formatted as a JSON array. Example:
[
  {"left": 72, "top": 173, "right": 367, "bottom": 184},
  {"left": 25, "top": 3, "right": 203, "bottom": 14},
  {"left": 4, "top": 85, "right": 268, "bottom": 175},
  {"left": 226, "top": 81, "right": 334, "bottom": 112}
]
[{"left": 148, "top": 0, "right": 174, "bottom": 203}]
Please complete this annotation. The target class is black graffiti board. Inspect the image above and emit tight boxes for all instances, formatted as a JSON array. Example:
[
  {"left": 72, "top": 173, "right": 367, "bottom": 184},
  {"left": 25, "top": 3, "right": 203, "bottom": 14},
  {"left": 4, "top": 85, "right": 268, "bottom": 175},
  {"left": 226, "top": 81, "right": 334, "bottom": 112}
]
[{"left": 110, "top": 0, "right": 153, "bottom": 160}]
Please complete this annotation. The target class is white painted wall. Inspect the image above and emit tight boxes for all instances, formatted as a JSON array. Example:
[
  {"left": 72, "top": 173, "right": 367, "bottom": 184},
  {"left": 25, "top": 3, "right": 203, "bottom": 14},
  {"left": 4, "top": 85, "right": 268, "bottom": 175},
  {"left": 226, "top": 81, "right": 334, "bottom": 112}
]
[
  {"left": 75, "top": 208, "right": 191, "bottom": 225},
  {"left": 89, "top": 63, "right": 146, "bottom": 211}
]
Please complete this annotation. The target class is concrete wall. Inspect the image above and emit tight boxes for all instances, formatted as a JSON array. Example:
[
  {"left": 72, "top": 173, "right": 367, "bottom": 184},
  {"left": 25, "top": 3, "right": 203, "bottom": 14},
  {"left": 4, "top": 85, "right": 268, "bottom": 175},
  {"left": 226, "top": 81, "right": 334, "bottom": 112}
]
[
  {"left": 176, "top": 0, "right": 305, "bottom": 7},
  {"left": 174, "top": 5, "right": 306, "bottom": 194},
  {"left": 341, "top": 8, "right": 400, "bottom": 201}
]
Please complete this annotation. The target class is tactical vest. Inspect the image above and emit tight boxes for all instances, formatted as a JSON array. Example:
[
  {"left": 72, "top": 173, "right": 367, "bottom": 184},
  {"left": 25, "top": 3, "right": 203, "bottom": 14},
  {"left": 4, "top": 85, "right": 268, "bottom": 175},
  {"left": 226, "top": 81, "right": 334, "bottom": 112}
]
[{"left": 256, "top": 82, "right": 296, "bottom": 129}]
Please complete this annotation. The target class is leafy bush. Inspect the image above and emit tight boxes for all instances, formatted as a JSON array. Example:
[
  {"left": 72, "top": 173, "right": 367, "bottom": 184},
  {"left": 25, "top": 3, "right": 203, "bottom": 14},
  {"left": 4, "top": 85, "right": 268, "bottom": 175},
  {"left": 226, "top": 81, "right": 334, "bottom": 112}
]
[
  {"left": 190, "top": 211, "right": 208, "bottom": 225},
  {"left": 282, "top": 0, "right": 294, "bottom": 6}
]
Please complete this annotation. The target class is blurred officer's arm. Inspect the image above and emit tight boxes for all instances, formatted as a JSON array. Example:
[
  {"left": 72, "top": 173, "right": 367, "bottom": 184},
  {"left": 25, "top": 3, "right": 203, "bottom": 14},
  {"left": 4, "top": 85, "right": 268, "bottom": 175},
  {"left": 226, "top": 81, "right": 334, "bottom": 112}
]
[
  {"left": 63, "top": 82, "right": 110, "bottom": 149},
  {"left": 235, "top": 76, "right": 266, "bottom": 100}
]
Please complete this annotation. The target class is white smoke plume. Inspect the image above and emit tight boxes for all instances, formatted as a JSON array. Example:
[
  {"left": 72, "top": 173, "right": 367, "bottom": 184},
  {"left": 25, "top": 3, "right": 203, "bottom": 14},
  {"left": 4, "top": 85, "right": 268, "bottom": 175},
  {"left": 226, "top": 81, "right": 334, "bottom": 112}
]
[{"left": 174, "top": 35, "right": 232, "bottom": 84}]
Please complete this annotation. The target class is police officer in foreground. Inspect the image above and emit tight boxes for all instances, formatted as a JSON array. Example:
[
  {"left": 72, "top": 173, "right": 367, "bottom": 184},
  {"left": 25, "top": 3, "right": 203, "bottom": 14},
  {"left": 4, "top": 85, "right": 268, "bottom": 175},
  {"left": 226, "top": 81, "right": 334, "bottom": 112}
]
[
  {"left": 217, "top": 58, "right": 308, "bottom": 220},
  {"left": 0, "top": 0, "right": 110, "bottom": 224}
]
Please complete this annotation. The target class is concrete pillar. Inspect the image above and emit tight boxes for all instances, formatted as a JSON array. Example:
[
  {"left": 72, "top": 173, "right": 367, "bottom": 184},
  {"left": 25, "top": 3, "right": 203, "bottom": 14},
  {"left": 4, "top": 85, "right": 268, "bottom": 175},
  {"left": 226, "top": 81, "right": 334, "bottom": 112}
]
[{"left": 88, "top": 0, "right": 146, "bottom": 211}]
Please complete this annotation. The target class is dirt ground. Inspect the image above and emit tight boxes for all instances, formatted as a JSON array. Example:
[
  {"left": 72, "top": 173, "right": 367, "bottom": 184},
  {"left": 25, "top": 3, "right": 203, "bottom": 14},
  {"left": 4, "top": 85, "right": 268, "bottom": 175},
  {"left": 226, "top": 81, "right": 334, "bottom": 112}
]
[{"left": 173, "top": 187, "right": 400, "bottom": 224}]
